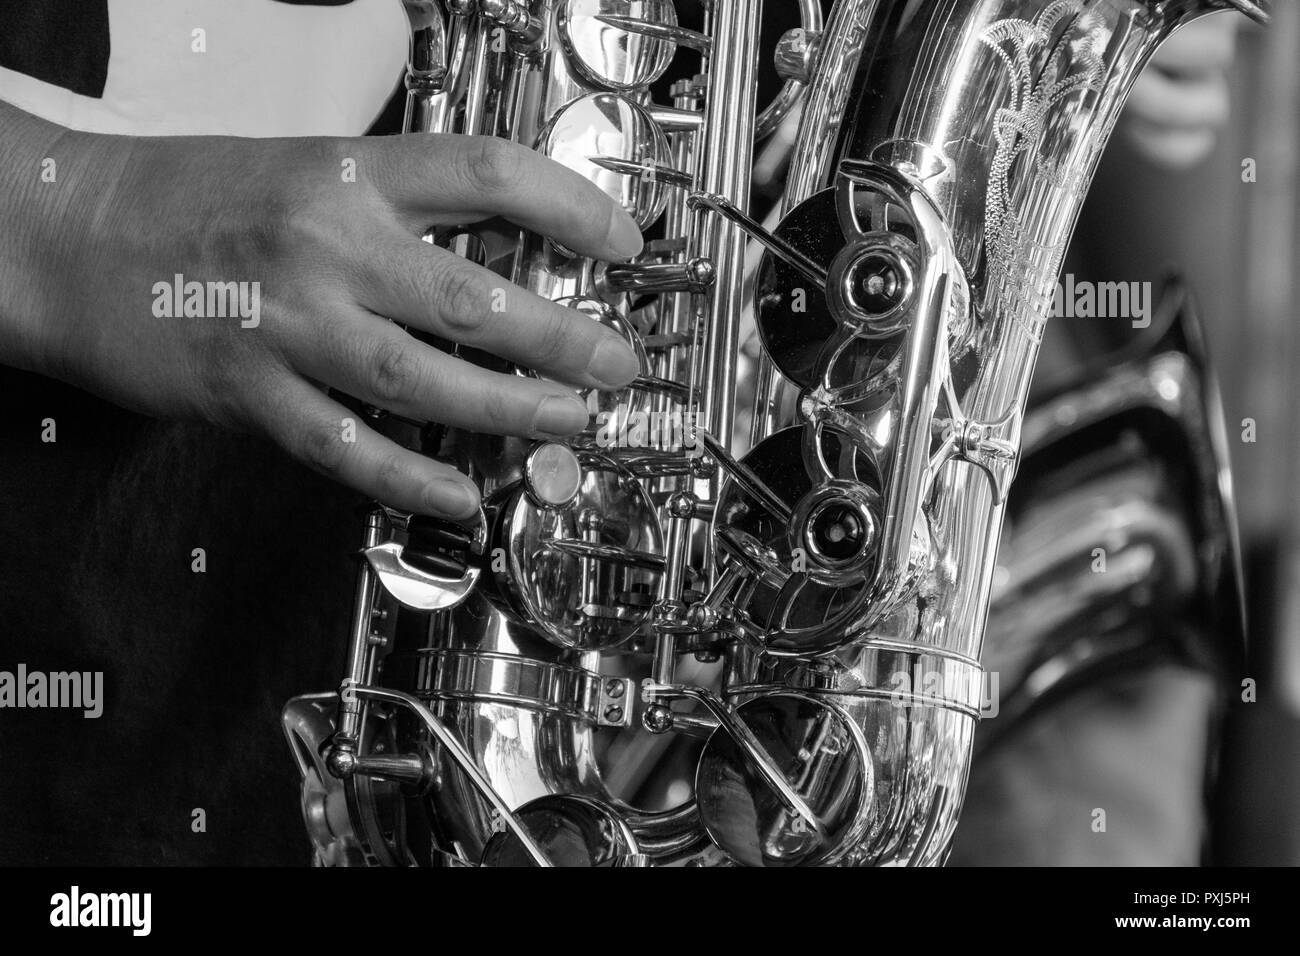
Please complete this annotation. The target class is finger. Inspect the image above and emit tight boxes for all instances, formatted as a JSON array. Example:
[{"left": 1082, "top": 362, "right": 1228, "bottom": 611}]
[
  {"left": 364, "top": 134, "right": 644, "bottom": 261},
  {"left": 356, "top": 233, "right": 642, "bottom": 389},
  {"left": 1124, "top": 68, "right": 1230, "bottom": 131},
  {"left": 290, "top": 310, "right": 595, "bottom": 439},
  {"left": 263, "top": 375, "right": 482, "bottom": 520}
]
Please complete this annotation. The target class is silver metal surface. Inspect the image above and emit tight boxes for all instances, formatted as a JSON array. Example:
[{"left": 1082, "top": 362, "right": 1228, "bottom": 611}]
[
  {"left": 695, "top": 692, "right": 873, "bottom": 866},
  {"left": 728, "top": 0, "right": 1253, "bottom": 865},
  {"left": 495, "top": 456, "right": 666, "bottom": 650},
  {"left": 285, "top": 0, "right": 1260, "bottom": 868},
  {"left": 754, "top": 0, "right": 824, "bottom": 139},
  {"left": 480, "top": 794, "right": 642, "bottom": 866},
  {"left": 363, "top": 541, "right": 481, "bottom": 611}
]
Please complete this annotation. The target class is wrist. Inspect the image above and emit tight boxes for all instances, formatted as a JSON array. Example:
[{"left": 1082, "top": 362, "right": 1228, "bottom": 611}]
[{"left": 0, "top": 101, "right": 134, "bottom": 382}]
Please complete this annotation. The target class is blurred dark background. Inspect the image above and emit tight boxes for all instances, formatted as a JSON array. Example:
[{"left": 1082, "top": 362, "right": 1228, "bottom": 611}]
[{"left": 1067, "top": 8, "right": 1299, "bottom": 864}]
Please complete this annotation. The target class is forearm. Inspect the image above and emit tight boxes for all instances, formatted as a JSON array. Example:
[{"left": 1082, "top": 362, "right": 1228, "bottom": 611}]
[{"left": 0, "top": 99, "right": 115, "bottom": 379}]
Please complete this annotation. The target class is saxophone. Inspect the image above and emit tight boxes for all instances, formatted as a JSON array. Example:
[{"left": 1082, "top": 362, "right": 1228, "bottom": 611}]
[{"left": 283, "top": 0, "right": 1267, "bottom": 866}]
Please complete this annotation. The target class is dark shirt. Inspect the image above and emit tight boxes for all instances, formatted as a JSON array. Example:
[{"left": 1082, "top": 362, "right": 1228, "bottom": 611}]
[
  {"left": 0, "top": 0, "right": 378, "bottom": 867},
  {"left": 0, "top": 367, "right": 361, "bottom": 864}
]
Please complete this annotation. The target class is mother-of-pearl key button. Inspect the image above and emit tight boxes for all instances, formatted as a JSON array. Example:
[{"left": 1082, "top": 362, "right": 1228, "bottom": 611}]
[{"left": 524, "top": 441, "right": 584, "bottom": 509}]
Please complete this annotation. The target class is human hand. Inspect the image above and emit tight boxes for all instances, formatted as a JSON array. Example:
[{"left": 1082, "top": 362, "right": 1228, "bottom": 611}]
[{"left": 0, "top": 104, "right": 643, "bottom": 520}]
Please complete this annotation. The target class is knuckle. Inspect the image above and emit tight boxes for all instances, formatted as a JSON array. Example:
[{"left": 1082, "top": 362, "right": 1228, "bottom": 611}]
[
  {"left": 299, "top": 420, "right": 349, "bottom": 479},
  {"left": 435, "top": 263, "right": 490, "bottom": 337},
  {"left": 481, "top": 385, "right": 516, "bottom": 433},
  {"left": 245, "top": 144, "right": 353, "bottom": 260},
  {"left": 463, "top": 138, "right": 526, "bottom": 192},
  {"left": 372, "top": 453, "right": 409, "bottom": 503},
  {"left": 234, "top": 196, "right": 298, "bottom": 264},
  {"left": 245, "top": 192, "right": 337, "bottom": 263},
  {"left": 367, "top": 337, "right": 421, "bottom": 408},
  {"left": 193, "top": 324, "right": 254, "bottom": 401},
  {"left": 287, "top": 198, "right": 346, "bottom": 255}
]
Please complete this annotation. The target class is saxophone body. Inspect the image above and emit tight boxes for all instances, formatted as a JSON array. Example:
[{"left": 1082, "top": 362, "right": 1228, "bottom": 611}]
[{"left": 284, "top": 0, "right": 1264, "bottom": 866}]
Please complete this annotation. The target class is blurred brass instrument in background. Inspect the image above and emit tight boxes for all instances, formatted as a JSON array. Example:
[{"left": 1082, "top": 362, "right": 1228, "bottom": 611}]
[{"left": 284, "top": 0, "right": 1264, "bottom": 866}]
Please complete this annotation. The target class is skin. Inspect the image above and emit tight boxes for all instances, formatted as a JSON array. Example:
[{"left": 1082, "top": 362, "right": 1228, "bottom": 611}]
[
  {"left": 0, "top": 99, "right": 644, "bottom": 521},
  {"left": 0, "top": 16, "right": 1239, "bottom": 516}
]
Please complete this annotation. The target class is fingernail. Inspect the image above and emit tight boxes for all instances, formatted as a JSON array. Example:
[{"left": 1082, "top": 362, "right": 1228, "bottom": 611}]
[
  {"left": 532, "top": 394, "right": 590, "bottom": 438},
  {"left": 606, "top": 204, "right": 644, "bottom": 260},
  {"left": 588, "top": 336, "right": 641, "bottom": 389},
  {"left": 426, "top": 478, "right": 479, "bottom": 520}
]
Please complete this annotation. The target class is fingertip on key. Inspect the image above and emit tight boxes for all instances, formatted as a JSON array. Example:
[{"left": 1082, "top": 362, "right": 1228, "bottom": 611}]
[
  {"left": 589, "top": 335, "right": 641, "bottom": 390},
  {"left": 606, "top": 204, "right": 644, "bottom": 261},
  {"left": 532, "top": 393, "right": 591, "bottom": 438},
  {"left": 425, "top": 477, "right": 481, "bottom": 521}
]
